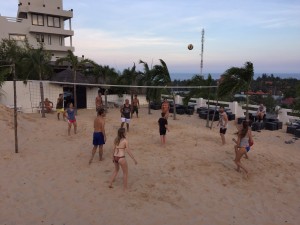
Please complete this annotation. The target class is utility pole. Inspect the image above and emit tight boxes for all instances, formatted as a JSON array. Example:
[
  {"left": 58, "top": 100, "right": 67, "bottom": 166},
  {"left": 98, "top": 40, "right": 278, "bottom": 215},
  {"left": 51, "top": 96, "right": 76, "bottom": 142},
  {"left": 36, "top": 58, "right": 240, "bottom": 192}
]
[
  {"left": 0, "top": 63, "right": 18, "bottom": 152},
  {"left": 13, "top": 64, "right": 18, "bottom": 153}
]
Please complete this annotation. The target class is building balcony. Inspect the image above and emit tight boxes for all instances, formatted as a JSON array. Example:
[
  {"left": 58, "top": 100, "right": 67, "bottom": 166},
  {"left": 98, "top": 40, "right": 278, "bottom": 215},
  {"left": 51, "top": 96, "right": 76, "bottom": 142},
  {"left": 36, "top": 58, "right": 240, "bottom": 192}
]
[
  {"left": 29, "top": 26, "right": 74, "bottom": 37},
  {"left": 18, "top": 5, "right": 73, "bottom": 19},
  {"left": 46, "top": 45, "right": 75, "bottom": 52}
]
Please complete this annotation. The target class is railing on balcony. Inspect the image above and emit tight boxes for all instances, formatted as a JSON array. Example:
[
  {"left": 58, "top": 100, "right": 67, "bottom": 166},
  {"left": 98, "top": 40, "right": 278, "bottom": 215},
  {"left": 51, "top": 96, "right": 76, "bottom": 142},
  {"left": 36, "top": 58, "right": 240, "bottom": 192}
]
[{"left": 4, "top": 16, "right": 23, "bottom": 23}]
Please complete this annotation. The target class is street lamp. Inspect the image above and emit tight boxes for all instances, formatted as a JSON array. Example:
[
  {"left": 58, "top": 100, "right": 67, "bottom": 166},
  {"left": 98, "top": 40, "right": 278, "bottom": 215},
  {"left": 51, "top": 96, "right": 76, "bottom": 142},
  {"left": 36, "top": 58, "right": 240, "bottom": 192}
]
[{"left": 0, "top": 63, "right": 18, "bottom": 153}]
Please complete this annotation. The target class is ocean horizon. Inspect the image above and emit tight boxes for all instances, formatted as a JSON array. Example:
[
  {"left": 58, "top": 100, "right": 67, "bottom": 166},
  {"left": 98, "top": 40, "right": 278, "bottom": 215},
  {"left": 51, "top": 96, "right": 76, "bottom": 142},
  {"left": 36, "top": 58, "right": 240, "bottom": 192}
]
[{"left": 170, "top": 72, "right": 300, "bottom": 81}]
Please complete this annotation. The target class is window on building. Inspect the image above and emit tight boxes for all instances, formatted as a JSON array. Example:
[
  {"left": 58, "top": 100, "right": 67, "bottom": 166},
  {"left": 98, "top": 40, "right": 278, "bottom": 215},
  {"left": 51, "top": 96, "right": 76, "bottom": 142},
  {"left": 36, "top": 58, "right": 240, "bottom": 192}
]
[
  {"left": 59, "top": 36, "right": 63, "bottom": 46},
  {"left": 9, "top": 34, "right": 26, "bottom": 41},
  {"left": 36, "top": 34, "right": 44, "bottom": 43},
  {"left": 32, "top": 14, "right": 44, "bottom": 26},
  {"left": 47, "top": 16, "right": 61, "bottom": 28},
  {"left": 48, "top": 35, "right": 51, "bottom": 45}
]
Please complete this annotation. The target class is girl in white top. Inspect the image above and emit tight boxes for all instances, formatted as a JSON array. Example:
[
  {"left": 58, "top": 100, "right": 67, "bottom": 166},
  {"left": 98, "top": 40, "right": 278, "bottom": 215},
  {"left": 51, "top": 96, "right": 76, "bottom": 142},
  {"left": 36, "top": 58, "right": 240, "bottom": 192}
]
[
  {"left": 233, "top": 120, "right": 253, "bottom": 176},
  {"left": 109, "top": 128, "right": 137, "bottom": 191}
]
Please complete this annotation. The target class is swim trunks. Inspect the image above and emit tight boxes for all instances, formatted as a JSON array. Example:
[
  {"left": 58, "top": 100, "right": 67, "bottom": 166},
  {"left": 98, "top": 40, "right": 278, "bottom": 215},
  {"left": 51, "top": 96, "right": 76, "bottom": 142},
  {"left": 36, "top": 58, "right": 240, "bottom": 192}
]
[
  {"left": 56, "top": 108, "right": 64, "bottom": 113},
  {"left": 93, "top": 132, "right": 105, "bottom": 146},
  {"left": 219, "top": 127, "right": 227, "bottom": 134},
  {"left": 160, "top": 129, "right": 167, "bottom": 135},
  {"left": 132, "top": 106, "right": 138, "bottom": 114},
  {"left": 121, "top": 117, "right": 130, "bottom": 123}
]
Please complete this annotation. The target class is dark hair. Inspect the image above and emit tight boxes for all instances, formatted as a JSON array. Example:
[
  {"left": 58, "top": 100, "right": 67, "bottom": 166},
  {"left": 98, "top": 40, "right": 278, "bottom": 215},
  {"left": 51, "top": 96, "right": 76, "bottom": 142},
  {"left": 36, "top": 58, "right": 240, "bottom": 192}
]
[
  {"left": 114, "top": 128, "right": 126, "bottom": 145},
  {"left": 97, "top": 107, "right": 105, "bottom": 116},
  {"left": 161, "top": 112, "right": 165, "bottom": 117},
  {"left": 240, "top": 120, "right": 249, "bottom": 138},
  {"left": 98, "top": 89, "right": 101, "bottom": 94}
]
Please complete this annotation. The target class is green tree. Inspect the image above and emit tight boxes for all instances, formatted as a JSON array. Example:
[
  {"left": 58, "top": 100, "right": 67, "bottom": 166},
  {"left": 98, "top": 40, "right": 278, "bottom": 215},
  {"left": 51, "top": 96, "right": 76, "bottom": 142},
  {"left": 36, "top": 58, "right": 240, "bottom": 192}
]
[
  {"left": 139, "top": 60, "right": 155, "bottom": 114},
  {"left": 22, "top": 43, "right": 52, "bottom": 118},
  {"left": 0, "top": 39, "right": 27, "bottom": 86},
  {"left": 139, "top": 59, "right": 171, "bottom": 114},
  {"left": 292, "top": 81, "right": 300, "bottom": 114},
  {"left": 56, "top": 50, "right": 91, "bottom": 113},
  {"left": 218, "top": 61, "right": 254, "bottom": 120},
  {"left": 118, "top": 63, "right": 140, "bottom": 103}
]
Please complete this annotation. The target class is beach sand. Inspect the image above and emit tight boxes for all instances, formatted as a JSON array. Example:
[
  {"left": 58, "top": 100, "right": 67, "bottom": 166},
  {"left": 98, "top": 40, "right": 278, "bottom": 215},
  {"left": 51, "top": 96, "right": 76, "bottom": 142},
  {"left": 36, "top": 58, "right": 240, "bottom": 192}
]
[{"left": 0, "top": 104, "right": 299, "bottom": 225}]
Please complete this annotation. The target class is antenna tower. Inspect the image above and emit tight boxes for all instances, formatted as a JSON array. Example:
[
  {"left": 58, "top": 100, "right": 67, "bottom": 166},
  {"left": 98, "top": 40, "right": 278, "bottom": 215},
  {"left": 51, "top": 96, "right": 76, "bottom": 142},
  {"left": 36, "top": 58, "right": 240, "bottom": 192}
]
[{"left": 200, "top": 29, "right": 205, "bottom": 76}]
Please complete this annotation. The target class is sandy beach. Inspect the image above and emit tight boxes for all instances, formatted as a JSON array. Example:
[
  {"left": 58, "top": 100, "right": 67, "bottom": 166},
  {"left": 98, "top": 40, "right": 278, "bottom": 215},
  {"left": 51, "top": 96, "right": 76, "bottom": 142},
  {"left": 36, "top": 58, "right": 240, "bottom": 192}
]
[{"left": 0, "top": 104, "right": 299, "bottom": 225}]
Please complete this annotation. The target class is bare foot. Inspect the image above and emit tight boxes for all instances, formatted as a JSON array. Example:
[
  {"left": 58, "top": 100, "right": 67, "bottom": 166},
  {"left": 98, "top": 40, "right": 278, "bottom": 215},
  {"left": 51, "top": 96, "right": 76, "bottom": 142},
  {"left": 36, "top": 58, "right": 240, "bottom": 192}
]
[{"left": 109, "top": 185, "right": 113, "bottom": 188}]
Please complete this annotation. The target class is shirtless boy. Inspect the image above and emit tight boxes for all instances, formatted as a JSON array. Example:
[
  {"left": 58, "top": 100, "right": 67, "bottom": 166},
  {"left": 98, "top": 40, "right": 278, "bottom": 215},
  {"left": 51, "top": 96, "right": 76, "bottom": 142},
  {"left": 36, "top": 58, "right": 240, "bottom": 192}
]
[
  {"left": 131, "top": 94, "right": 140, "bottom": 118},
  {"left": 44, "top": 98, "right": 53, "bottom": 113},
  {"left": 95, "top": 90, "right": 103, "bottom": 111},
  {"left": 89, "top": 107, "right": 106, "bottom": 164},
  {"left": 56, "top": 94, "right": 65, "bottom": 120}
]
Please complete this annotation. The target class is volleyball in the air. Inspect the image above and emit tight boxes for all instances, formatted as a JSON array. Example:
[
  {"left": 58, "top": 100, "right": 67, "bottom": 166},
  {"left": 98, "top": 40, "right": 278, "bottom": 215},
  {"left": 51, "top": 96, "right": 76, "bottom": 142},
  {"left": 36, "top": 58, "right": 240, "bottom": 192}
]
[{"left": 188, "top": 44, "right": 193, "bottom": 50}]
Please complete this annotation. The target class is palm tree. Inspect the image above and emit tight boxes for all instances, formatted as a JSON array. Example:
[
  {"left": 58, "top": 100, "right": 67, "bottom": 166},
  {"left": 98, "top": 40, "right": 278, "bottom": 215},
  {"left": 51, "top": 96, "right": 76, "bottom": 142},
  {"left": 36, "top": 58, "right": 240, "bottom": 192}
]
[
  {"left": 139, "top": 60, "right": 154, "bottom": 114},
  {"left": 139, "top": 59, "right": 171, "bottom": 114},
  {"left": 22, "top": 43, "right": 52, "bottom": 118},
  {"left": 218, "top": 61, "right": 254, "bottom": 120},
  {"left": 118, "top": 63, "right": 141, "bottom": 104},
  {"left": 56, "top": 50, "right": 91, "bottom": 113}
]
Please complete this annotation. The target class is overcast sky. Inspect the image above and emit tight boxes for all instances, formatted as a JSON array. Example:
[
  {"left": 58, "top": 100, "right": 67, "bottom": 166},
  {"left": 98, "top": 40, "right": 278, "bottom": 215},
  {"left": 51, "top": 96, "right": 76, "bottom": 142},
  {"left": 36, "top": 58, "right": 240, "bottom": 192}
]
[{"left": 1, "top": 0, "right": 300, "bottom": 78}]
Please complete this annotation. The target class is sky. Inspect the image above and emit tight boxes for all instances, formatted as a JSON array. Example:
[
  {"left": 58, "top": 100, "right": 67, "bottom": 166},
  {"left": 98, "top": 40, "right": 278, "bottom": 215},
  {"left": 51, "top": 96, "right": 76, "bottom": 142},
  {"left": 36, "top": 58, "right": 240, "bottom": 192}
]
[{"left": 1, "top": 0, "right": 300, "bottom": 79}]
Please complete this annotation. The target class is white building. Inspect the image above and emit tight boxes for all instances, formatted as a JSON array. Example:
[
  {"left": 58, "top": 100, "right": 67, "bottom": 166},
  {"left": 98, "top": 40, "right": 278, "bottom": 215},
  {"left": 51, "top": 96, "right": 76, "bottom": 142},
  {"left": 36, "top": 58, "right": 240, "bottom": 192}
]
[{"left": 0, "top": 0, "right": 74, "bottom": 60}]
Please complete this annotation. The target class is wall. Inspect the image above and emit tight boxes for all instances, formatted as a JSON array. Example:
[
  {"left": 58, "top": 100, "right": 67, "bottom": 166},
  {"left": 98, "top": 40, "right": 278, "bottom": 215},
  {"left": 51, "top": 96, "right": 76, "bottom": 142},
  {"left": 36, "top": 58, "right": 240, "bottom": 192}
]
[
  {"left": 0, "top": 81, "right": 63, "bottom": 113},
  {"left": 1, "top": 82, "right": 297, "bottom": 124},
  {"left": 0, "top": 81, "right": 149, "bottom": 113}
]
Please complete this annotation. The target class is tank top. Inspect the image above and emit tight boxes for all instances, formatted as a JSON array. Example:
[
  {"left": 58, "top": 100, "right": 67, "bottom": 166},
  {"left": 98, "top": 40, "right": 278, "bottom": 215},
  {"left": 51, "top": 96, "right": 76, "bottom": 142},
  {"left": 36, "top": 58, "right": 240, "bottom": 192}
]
[
  {"left": 240, "top": 136, "right": 249, "bottom": 147},
  {"left": 67, "top": 109, "right": 75, "bottom": 120},
  {"left": 219, "top": 112, "right": 227, "bottom": 128},
  {"left": 122, "top": 104, "right": 131, "bottom": 119}
]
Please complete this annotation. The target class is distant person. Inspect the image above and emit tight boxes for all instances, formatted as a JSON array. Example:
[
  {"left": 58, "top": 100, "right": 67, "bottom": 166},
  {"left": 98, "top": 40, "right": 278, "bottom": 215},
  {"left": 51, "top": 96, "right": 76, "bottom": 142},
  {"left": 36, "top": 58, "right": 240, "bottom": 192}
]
[
  {"left": 95, "top": 90, "right": 103, "bottom": 111},
  {"left": 109, "top": 128, "right": 137, "bottom": 191},
  {"left": 256, "top": 103, "right": 266, "bottom": 122},
  {"left": 131, "top": 94, "right": 140, "bottom": 118},
  {"left": 233, "top": 120, "right": 253, "bottom": 176},
  {"left": 44, "top": 98, "right": 53, "bottom": 113},
  {"left": 158, "top": 112, "right": 169, "bottom": 146},
  {"left": 89, "top": 108, "right": 106, "bottom": 164},
  {"left": 120, "top": 99, "right": 131, "bottom": 132},
  {"left": 56, "top": 94, "right": 65, "bottom": 120},
  {"left": 66, "top": 103, "right": 77, "bottom": 135},
  {"left": 161, "top": 99, "right": 170, "bottom": 119},
  {"left": 217, "top": 106, "right": 228, "bottom": 145}
]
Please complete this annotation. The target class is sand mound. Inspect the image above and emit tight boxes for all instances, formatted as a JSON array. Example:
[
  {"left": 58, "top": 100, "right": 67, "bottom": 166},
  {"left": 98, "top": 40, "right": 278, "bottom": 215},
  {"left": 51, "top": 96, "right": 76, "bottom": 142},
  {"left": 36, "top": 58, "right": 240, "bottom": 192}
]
[{"left": 0, "top": 105, "right": 299, "bottom": 225}]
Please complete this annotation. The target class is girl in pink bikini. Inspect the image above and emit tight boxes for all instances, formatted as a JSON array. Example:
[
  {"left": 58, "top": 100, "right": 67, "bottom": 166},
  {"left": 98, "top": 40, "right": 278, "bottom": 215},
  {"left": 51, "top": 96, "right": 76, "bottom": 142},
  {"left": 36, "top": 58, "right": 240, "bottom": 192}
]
[
  {"left": 66, "top": 103, "right": 77, "bottom": 135},
  {"left": 109, "top": 128, "right": 137, "bottom": 191}
]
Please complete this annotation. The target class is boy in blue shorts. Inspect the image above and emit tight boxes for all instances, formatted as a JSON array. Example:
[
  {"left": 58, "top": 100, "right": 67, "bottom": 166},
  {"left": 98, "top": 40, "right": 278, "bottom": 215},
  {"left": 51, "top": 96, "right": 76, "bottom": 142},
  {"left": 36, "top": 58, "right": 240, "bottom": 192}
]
[{"left": 89, "top": 108, "right": 106, "bottom": 164}]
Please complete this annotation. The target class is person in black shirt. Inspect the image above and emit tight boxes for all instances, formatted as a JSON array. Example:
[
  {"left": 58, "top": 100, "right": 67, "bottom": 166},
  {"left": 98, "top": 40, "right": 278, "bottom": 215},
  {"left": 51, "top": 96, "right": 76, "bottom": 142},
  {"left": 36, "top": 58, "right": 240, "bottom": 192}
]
[
  {"left": 56, "top": 94, "right": 65, "bottom": 120},
  {"left": 158, "top": 112, "right": 169, "bottom": 146},
  {"left": 120, "top": 99, "right": 131, "bottom": 132}
]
